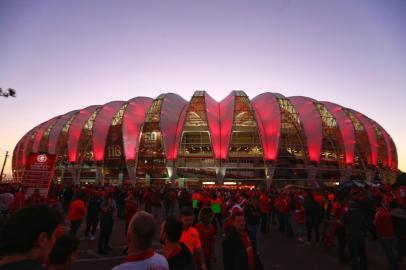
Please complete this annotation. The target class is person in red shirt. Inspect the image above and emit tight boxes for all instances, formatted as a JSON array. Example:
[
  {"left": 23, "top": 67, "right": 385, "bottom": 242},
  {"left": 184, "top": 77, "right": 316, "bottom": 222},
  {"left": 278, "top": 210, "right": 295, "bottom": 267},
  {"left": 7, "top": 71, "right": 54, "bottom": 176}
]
[
  {"left": 68, "top": 193, "right": 87, "bottom": 236},
  {"left": 274, "top": 194, "right": 284, "bottom": 233},
  {"left": 375, "top": 200, "right": 399, "bottom": 270},
  {"left": 281, "top": 194, "right": 293, "bottom": 237},
  {"left": 125, "top": 192, "right": 138, "bottom": 235},
  {"left": 25, "top": 188, "right": 45, "bottom": 206},
  {"left": 314, "top": 192, "right": 324, "bottom": 207},
  {"left": 259, "top": 192, "right": 270, "bottom": 234},
  {"left": 294, "top": 196, "right": 305, "bottom": 242},
  {"left": 211, "top": 194, "right": 223, "bottom": 230},
  {"left": 143, "top": 189, "right": 152, "bottom": 213},
  {"left": 11, "top": 186, "right": 26, "bottom": 213},
  {"left": 46, "top": 195, "right": 59, "bottom": 208},
  {"left": 331, "top": 198, "right": 347, "bottom": 263},
  {"left": 195, "top": 207, "right": 216, "bottom": 270},
  {"left": 222, "top": 212, "right": 264, "bottom": 270},
  {"left": 200, "top": 192, "right": 212, "bottom": 209}
]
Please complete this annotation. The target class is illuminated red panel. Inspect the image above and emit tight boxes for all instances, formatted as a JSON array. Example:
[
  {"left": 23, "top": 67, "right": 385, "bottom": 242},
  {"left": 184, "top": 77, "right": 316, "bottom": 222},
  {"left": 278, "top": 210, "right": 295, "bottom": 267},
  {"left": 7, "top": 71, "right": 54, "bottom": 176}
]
[
  {"left": 373, "top": 123, "right": 393, "bottom": 169},
  {"left": 219, "top": 92, "right": 236, "bottom": 159},
  {"left": 12, "top": 139, "right": 23, "bottom": 169},
  {"left": 17, "top": 135, "right": 28, "bottom": 167},
  {"left": 48, "top": 110, "right": 79, "bottom": 154},
  {"left": 351, "top": 110, "right": 378, "bottom": 166},
  {"left": 160, "top": 93, "right": 188, "bottom": 160},
  {"left": 122, "top": 97, "right": 153, "bottom": 161},
  {"left": 12, "top": 144, "right": 17, "bottom": 169},
  {"left": 321, "top": 101, "right": 355, "bottom": 164},
  {"left": 204, "top": 92, "right": 221, "bottom": 159},
  {"left": 369, "top": 122, "right": 394, "bottom": 169},
  {"left": 17, "top": 136, "right": 31, "bottom": 167},
  {"left": 31, "top": 117, "right": 58, "bottom": 153},
  {"left": 289, "top": 96, "right": 322, "bottom": 163},
  {"left": 251, "top": 92, "right": 281, "bottom": 161},
  {"left": 20, "top": 124, "right": 43, "bottom": 166},
  {"left": 92, "top": 101, "right": 125, "bottom": 161},
  {"left": 68, "top": 105, "right": 100, "bottom": 163},
  {"left": 390, "top": 139, "right": 398, "bottom": 170}
]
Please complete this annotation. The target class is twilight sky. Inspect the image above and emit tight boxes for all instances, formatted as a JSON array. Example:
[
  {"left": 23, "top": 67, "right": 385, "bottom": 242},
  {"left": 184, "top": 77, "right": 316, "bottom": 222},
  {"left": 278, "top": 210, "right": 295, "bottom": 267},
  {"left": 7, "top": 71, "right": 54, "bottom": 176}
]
[{"left": 1, "top": 0, "right": 405, "bottom": 177}]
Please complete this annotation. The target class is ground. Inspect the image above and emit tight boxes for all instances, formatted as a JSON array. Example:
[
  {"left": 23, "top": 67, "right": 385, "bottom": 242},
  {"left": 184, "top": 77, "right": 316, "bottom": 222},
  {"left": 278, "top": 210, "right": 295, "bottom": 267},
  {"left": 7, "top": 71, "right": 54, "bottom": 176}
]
[{"left": 68, "top": 207, "right": 402, "bottom": 270}]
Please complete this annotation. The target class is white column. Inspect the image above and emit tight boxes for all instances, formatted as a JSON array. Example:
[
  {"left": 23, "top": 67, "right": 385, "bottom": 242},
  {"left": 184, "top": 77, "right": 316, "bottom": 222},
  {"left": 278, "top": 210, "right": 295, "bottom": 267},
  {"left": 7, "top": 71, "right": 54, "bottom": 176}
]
[{"left": 96, "top": 165, "right": 104, "bottom": 185}]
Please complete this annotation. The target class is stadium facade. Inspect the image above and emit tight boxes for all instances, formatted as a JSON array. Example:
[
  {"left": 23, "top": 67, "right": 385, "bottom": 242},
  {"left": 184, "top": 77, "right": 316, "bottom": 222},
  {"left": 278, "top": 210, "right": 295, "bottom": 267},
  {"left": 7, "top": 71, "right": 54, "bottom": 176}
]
[{"left": 12, "top": 91, "right": 398, "bottom": 188}]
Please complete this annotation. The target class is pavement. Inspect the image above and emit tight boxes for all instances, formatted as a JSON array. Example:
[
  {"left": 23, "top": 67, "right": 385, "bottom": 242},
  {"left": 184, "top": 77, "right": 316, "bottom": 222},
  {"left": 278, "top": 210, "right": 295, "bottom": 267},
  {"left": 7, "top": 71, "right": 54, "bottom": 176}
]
[{"left": 68, "top": 207, "right": 405, "bottom": 270}]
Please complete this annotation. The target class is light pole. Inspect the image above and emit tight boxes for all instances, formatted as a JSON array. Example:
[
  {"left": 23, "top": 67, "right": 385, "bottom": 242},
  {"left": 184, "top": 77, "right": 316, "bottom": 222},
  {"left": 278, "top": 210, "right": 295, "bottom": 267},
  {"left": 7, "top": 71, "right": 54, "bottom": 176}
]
[{"left": 0, "top": 151, "right": 9, "bottom": 182}]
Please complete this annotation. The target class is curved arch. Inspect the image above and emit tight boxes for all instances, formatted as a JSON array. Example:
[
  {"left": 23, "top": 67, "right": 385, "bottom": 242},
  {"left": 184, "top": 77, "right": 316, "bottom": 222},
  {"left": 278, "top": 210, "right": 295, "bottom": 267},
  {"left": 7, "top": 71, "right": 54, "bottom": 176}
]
[
  {"left": 203, "top": 91, "right": 237, "bottom": 160},
  {"left": 172, "top": 105, "right": 188, "bottom": 160},
  {"left": 321, "top": 101, "right": 356, "bottom": 164},
  {"left": 160, "top": 93, "right": 188, "bottom": 160},
  {"left": 16, "top": 133, "right": 29, "bottom": 168},
  {"left": 381, "top": 130, "right": 393, "bottom": 168},
  {"left": 122, "top": 97, "right": 153, "bottom": 161},
  {"left": 373, "top": 123, "right": 394, "bottom": 169},
  {"left": 19, "top": 136, "right": 30, "bottom": 168},
  {"left": 251, "top": 92, "right": 281, "bottom": 161},
  {"left": 31, "top": 117, "right": 59, "bottom": 153},
  {"left": 20, "top": 123, "right": 44, "bottom": 166},
  {"left": 204, "top": 92, "right": 221, "bottom": 159},
  {"left": 289, "top": 96, "right": 323, "bottom": 163},
  {"left": 12, "top": 138, "right": 24, "bottom": 170},
  {"left": 350, "top": 110, "right": 378, "bottom": 166},
  {"left": 219, "top": 91, "right": 236, "bottom": 160},
  {"left": 48, "top": 110, "right": 79, "bottom": 154},
  {"left": 92, "top": 101, "right": 126, "bottom": 162},
  {"left": 390, "top": 138, "right": 398, "bottom": 170},
  {"left": 68, "top": 105, "right": 100, "bottom": 163}
]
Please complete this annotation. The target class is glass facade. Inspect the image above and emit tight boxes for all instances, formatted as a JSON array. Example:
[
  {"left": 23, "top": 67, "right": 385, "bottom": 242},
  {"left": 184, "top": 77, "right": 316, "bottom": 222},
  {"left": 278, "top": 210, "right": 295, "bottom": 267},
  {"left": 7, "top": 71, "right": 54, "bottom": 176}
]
[
  {"left": 274, "top": 97, "right": 307, "bottom": 181},
  {"left": 177, "top": 92, "right": 216, "bottom": 179},
  {"left": 224, "top": 92, "right": 265, "bottom": 180},
  {"left": 136, "top": 97, "right": 167, "bottom": 178},
  {"left": 315, "top": 102, "right": 345, "bottom": 180}
]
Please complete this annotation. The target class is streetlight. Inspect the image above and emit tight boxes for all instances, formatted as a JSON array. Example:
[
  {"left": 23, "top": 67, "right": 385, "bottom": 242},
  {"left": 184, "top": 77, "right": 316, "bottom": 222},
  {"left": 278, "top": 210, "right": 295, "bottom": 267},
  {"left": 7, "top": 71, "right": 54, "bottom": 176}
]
[{"left": 0, "top": 150, "right": 9, "bottom": 182}]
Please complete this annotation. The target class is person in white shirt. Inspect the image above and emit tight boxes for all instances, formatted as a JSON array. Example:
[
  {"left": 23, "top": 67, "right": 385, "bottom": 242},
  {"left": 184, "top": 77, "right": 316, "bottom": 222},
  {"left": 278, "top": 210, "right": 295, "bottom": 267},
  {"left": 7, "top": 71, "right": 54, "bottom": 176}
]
[
  {"left": 112, "top": 211, "right": 169, "bottom": 270},
  {"left": 0, "top": 186, "right": 14, "bottom": 220}
]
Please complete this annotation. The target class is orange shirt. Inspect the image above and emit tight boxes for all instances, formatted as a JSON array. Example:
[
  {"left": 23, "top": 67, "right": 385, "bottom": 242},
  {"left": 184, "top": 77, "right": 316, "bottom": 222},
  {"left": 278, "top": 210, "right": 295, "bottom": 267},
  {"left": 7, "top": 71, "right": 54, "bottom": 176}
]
[
  {"left": 68, "top": 199, "right": 87, "bottom": 221},
  {"left": 179, "top": 226, "right": 202, "bottom": 255}
]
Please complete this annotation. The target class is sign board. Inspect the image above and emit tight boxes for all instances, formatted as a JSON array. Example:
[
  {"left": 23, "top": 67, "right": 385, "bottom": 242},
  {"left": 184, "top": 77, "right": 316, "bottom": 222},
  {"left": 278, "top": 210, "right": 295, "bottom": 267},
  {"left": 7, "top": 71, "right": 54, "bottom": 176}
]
[{"left": 22, "top": 153, "right": 57, "bottom": 198}]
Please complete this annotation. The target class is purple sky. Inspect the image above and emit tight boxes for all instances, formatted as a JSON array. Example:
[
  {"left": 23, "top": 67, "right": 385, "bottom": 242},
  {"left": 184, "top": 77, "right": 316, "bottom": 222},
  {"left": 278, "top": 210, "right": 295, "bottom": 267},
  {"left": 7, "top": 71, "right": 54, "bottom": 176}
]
[{"left": 1, "top": 0, "right": 405, "bottom": 177}]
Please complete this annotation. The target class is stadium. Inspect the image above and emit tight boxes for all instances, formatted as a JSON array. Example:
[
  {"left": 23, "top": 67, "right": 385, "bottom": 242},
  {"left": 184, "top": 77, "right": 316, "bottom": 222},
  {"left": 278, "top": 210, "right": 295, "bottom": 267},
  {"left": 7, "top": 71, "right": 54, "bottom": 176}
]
[{"left": 12, "top": 91, "right": 398, "bottom": 188}]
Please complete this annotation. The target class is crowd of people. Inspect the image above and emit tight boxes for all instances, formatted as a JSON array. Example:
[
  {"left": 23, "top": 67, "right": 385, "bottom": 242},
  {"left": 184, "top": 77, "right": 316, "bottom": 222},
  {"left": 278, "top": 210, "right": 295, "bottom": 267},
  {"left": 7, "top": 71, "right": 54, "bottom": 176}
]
[{"left": 0, "top": 173, "right": 405, "bottom": 270}]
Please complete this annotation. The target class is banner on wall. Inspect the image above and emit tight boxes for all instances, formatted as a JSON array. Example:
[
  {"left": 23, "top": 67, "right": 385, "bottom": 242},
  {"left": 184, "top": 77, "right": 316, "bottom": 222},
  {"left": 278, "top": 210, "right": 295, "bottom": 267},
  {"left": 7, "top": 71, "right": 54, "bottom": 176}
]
[{"left": 22, "top": 153, "right": 57, "bottom": 198}]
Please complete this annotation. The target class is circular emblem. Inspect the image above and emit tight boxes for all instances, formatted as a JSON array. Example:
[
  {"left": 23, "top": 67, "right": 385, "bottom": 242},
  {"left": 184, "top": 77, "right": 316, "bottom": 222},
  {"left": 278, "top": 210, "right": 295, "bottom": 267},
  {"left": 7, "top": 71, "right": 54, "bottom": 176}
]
[{"left": 37, "top": 154, "right": 47, "bottom": 163}]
